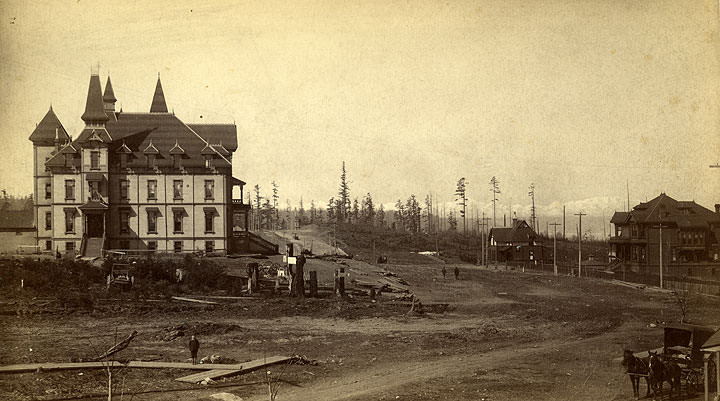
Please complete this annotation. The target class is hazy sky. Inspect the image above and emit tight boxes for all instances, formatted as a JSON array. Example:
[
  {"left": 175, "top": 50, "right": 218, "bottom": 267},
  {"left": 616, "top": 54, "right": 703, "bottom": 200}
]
[{"left": 1, "top": 0, "right": 719, "bottom": 232}]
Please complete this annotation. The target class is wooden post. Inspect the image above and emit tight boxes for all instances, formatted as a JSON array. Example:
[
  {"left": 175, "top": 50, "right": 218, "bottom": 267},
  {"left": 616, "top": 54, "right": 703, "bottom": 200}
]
[
  {"left": 309, "top": 271, "right": 318, "bottom": 297},
  {"left": 704, "top": 357, "right": 708, "bottom": 401},
  {"left": 336, "top": 268, "right": 346, "bottom": 297},
  {"left": 716, "top": 351, "right": 720, "bottom": 399}
]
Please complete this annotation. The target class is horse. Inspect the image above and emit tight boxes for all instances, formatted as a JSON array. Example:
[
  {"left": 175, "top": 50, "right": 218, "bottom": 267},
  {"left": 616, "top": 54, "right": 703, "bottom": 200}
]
[
  {"left": 622, "top": 349, "right": 650, "bottom": 399},
  {"left": 647, "top": 351, "right": 682, "bottom": 399}
]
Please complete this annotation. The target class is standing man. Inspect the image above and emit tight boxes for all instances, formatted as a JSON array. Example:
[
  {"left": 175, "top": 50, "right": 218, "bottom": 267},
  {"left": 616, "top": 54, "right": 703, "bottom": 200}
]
[
  {"left": 441, "top": 266, "right": 447, "bottom": 279},
  {"left": 189, "top": 335, "right": 200, "bottom": 364},
  {"left": 454, "top": 266, "right": 460, "bottom": 280}
]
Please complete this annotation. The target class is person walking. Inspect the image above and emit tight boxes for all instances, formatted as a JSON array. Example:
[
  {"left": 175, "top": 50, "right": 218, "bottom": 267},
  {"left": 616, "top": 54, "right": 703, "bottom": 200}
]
[
  {"left": 454, "top": 266, "right": 460, "bottom": 280},
  {"left": 441, "top": 266, "right": 447, "bottom": 279},
  {"left": 189, "top": 335, "right": 200, "bottom": 364}
]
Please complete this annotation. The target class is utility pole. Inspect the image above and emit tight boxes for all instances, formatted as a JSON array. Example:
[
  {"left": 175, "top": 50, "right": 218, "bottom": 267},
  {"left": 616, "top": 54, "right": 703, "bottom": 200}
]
[
  {"left": 489, "top": 176, "right": 500, "bottom": 228},
  {"left": 659, "top": 222, "right": 663, "bottom": 289},
  {"left": 528, "top": 183, "right": 536, "bottom": 232},
  {"left": 574, "top": 212, "right": 586, "bottom": 277},
  {"left": 563, "top": 205, "right": 566, "bottom": 239},
  {"left": 481, "top": 213, "right": 491, "bottom": 266},
  {"left": 550, "top": 222, "right": 561, "bottom": 276}
]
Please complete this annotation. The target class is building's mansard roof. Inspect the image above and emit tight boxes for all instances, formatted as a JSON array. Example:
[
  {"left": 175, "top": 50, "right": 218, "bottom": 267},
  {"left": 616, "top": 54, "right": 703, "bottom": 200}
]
[
  {"left": 188, "top": 124, "right": 238, "bottom": 152},
  {"left": 40, "top": 74, "right": 236, "bottom": 170},
  {"left": 611, "top": 193, "right": 720, "bottom": 229},
  {"left": 28, "top": 106, "right": 71, "bottom": 145}
]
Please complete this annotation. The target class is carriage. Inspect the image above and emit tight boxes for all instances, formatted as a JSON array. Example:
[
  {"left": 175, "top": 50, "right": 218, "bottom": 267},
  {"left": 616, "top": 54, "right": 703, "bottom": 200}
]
[
  {"left": 625, "top": 323, "right": 718, "bottom": 397},
  {"left": 661, "top": 323, "right": 718, "bottom": 395}
]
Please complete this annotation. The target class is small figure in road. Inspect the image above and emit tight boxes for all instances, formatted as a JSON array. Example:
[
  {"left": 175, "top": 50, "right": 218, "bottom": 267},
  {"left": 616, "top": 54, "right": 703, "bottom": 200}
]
[
  {"left": 454, "top": 266, "right": 460, "bottom": 280},
  {"left": 441, "top": 266, "right": 447, "bottom": 279},
  {"left": 189, "top": 335, "right": 200, "bottom": 364}
]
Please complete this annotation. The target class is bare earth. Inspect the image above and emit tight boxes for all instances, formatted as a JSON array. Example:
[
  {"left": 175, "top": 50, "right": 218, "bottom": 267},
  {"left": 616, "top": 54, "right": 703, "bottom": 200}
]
[{"left": 1, "top": 258, "right": 718, "bottom": 401}]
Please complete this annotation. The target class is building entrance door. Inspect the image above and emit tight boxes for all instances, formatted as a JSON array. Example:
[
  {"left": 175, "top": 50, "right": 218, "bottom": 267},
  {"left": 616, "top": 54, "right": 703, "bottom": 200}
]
[{"left": 86, "top": 214, "right": 104, "bottom": 238}]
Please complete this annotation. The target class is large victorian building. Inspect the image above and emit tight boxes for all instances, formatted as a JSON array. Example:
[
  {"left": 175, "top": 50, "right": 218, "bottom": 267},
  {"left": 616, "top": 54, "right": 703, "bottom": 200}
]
[
  {"left": 29, "top": 73, "right": 251, "bottom": 256},
  {"left": 609, "top": 193, "right": 720, "bottom": 277}
]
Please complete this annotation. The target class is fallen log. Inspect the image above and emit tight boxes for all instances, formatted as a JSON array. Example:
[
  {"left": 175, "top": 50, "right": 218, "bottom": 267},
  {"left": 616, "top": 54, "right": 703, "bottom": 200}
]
[{"left": 94, "top": 331, "right": 137, "bottom": 361}]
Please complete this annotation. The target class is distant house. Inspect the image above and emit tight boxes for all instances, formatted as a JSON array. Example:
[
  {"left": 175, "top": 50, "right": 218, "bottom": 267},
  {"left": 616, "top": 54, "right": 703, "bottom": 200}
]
[
  {"left": 0, "top": 206, "right": 36, "bottom": 254},
  {"left": 488, "top": 219, "right": 549, "bottom": 264},
  {"left": 609, "top": 193, "right": 720, "bottom": 277}
]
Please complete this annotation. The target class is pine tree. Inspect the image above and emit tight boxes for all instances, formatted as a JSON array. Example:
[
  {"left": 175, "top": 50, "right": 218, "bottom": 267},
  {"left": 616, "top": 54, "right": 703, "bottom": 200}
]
[
  {"left": 338, "top": 161, "right": 350, "bottom": 223},
  {"left": 395, "top": 199, "right": 406, "bottom": 231},
  {"left": 272, "top": 181, "right": 279, "bottom": 229},
  {"left": 424, "top": 194, "right": 433, "bottom": 233},
  {"left": 448, "top": 209, "right": 458, "bottom": 231},
  {"left": 327, "top": 197, "right": 336, "bottom": 223},
  {"left": 455, "top": 178, "right": 467, "bottom": 234},
  {"left": 298, "top": 197, "right": 306, "bottom": 226},
  {"left": 375, "top": 204, "right": 385, "bottom": 228},
  {"left": 362, "top": 193, "right": 375, "bottom": 225},
  {"left": 352, "top": 198, "right": 360, "bottom": 224}
]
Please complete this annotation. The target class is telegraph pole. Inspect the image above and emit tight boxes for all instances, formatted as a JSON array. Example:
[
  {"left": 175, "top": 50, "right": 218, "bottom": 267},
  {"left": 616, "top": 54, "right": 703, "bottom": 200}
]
[
  {"left": 659, "top": 222, "right": 663, "bottom": 289},
  {"left": 489, "top": 176, "right": 500, "bottom": 228},
  {"left": 550, "top": 222, "right": 561, "bottom": 276},
  {"left": 574, "top": 212, "right": 586, "bottom": 277},
  {"left": 528, "top": 183, "right": 536, "bottom": 232},
  {"left": 481, "top": 213, "right": 491, "bottom": 266}
]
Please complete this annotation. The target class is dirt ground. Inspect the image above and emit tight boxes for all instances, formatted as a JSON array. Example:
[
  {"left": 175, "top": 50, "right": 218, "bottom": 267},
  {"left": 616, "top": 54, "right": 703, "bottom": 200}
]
[{"left": 1, "top": 257, "right": 719, "bottom": 401}]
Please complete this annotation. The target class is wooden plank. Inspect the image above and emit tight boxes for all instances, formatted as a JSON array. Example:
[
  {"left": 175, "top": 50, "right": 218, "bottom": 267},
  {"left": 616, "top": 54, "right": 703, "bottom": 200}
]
[
  {"left": 171, "top": 296, "right": 219, "bottom": 305},
  {"left": 0, "top": 361, "right": 123, "bottom": 373},
  {"left": 0, "top": 361, "right": 261, "bottom": 373},
  {"left": 175, "top": 355, "right": 293, "bottom": 383}
]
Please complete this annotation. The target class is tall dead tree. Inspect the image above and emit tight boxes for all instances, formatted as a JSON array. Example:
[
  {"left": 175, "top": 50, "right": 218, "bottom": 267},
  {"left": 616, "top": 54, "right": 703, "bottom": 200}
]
[{"left": 455, "top": 178, "right": 467, "bottom": 234}]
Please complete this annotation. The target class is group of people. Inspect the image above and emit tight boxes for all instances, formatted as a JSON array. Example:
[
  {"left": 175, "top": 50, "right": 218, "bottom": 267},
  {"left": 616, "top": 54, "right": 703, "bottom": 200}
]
[{"left": 441, "top": 266, "right": 460, "bottom": 280}]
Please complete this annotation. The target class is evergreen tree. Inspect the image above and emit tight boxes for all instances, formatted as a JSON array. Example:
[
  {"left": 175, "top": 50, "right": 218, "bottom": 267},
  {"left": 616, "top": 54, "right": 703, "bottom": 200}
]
[
  {"left": 338, "top": 161, "right": 350, "bottom": 223},
  {"left": 327, "top": 197, "right": 336, "bottom": 223},
  {"left": 298, "top": 197, "right": 306, "bottom": 226},
  {"left": 375, "top": 204, "right": 385, "bottom": 228},
  {"left": 455, "top": 177, "right": 467, "bottom": 234},
  {"left": 272, "top": 181, "right": 279, "bottom": 229},
  {"left": 448, "top": 209, "right": 458, "bottom": 231},
  {"left": 362, "top": 193, "right": 375, "bottom": 225},
  {"left": 352, "top": 198, "right": 360, "bottom": 224},
  {"left": 394, "top": 199, "right": 406, "bottom": 231}
]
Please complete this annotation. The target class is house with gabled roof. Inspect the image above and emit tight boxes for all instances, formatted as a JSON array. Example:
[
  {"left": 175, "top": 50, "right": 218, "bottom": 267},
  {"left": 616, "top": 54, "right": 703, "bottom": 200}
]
[
  {"left": 609, "top": 193, "right": 720, "bottom": 276},
  {"left": 488, "top": 218, "right": 549, "bottom": 264},
  {"left": 29, "top": 72, "right": 255, "bottom": 257}
]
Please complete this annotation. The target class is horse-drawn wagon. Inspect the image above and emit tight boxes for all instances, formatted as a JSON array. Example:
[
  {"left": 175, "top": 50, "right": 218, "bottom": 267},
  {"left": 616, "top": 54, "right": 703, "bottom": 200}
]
[{"left": 623, "top": 323, "right": 718, "bottom": 398}]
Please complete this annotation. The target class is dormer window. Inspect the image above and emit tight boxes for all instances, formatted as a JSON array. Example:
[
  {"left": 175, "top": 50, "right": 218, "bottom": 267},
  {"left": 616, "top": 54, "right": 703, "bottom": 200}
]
[
  {"left": 120, "top": 154, "right": 127, "bottom": 168},
  {"left": 147, "top": 154, "right": 156, "bottom": 168},
  {"left": 173, "top": 154, "right": 181, "bottom": 169}
]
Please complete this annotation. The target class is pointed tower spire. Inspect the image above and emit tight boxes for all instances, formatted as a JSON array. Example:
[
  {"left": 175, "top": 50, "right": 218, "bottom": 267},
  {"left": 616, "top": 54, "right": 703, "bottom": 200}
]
[
  {"left": 150, "top": 74, "right": 168, "bottom": 113},
  {"left": 81, "top": 73, "right": 109, "bottom": 124},
  {"left": 103, "top": 76, "right": 117, "bottom": 103}
]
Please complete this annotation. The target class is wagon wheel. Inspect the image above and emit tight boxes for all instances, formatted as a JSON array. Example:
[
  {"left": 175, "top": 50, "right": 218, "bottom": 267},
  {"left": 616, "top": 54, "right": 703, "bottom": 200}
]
[{"left": 686, "top": 370, "right": 701, "bottom": 396}]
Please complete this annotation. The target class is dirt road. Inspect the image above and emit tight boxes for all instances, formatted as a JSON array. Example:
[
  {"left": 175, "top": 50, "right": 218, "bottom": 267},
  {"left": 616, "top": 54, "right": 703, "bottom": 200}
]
[{"left": 1, "top": 260, "right": 718, "bottom": 401}]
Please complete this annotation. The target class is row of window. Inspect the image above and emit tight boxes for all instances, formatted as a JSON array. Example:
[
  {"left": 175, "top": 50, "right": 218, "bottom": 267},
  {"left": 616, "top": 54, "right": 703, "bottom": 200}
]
[
  {"left": 48, "top": 179, "right": 216, "bottom": 201},
  {"left": 46, "top": 240, "right": 215, "bottom": 253},
  {"left": 45, "top": 209, "right": 217, "bottom": 234},
  {"left": 119, "top": 210, "right": 216, "bottom": 234},
  {"left": 679, "top": 231, "right": 704, "bottom": 246}
]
